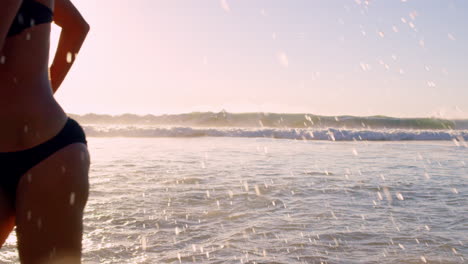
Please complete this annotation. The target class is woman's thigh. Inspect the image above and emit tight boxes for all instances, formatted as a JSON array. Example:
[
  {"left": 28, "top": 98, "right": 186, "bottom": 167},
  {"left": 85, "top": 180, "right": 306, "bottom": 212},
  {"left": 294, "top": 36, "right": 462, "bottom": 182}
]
[{"left": 15, "top": 143, "right": 90, "bottom": 264}]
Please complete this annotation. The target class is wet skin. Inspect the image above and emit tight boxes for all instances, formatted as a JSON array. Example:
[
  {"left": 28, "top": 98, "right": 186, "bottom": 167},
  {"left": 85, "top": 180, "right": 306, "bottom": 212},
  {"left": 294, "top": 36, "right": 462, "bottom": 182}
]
[{"left": 0, "top": 0, "right": 90, "bottom": 263}]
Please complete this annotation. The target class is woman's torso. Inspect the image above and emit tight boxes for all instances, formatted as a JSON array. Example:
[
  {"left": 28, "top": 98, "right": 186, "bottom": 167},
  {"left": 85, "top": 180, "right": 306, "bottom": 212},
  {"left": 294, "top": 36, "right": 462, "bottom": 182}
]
[{"left": 0, "top": 0, "right": 67, "bottom": 152}]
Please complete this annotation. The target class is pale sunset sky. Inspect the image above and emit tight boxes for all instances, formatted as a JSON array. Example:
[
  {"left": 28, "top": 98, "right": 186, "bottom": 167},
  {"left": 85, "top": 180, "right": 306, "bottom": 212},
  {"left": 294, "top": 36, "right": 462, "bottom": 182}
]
[{"left": 52, "top": 0, "right": 468, "bottom": 118}]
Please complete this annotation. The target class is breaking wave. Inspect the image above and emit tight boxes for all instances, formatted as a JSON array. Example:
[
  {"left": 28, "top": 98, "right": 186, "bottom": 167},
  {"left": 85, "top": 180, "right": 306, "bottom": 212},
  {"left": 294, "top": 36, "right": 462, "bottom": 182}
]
[
  {"left": 83, "top": 126, "right": 468, "bottom": 142},
  {"left": 70, "top": 112, "right": 468, "bottom": 130}
]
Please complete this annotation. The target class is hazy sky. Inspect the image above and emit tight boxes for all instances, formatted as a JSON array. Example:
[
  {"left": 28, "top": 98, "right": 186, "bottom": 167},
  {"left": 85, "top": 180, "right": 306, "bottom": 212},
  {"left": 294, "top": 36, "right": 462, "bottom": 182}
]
[{"left": 52, "top": 0, "right": 468, "bottom": 118}]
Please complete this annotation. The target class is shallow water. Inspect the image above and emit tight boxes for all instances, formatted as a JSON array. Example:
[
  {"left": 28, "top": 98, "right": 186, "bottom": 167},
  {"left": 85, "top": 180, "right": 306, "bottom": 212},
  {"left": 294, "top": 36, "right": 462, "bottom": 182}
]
[{"left": 1, "top": 137, "right": 466, "bottom": 263}]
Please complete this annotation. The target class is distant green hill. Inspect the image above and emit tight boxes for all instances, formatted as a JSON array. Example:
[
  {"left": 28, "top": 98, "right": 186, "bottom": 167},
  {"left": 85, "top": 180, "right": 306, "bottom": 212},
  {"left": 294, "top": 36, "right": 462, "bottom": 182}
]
[{"left": 69, "top": 112, "right": 465, "bottom": 130}]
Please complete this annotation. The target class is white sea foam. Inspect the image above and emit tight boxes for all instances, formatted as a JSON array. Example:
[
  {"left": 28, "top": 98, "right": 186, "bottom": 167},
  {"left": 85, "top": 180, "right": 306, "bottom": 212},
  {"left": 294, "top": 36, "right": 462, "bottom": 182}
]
[{"left": 83, "top": 125, "right": 468, "bottom": 141}]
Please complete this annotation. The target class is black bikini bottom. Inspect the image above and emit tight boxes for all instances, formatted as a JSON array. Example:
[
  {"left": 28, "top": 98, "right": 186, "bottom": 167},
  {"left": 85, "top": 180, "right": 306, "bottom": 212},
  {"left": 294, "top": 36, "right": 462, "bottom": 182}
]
[{"left": 0, "top": 117, "right": 87, "bottom": 206}]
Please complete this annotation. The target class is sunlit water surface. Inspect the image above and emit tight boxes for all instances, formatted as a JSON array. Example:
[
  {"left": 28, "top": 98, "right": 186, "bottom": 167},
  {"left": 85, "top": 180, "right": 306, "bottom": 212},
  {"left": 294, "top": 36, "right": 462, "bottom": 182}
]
[{"left": 1, "top": 137, "right": 466, "bottom": 263}]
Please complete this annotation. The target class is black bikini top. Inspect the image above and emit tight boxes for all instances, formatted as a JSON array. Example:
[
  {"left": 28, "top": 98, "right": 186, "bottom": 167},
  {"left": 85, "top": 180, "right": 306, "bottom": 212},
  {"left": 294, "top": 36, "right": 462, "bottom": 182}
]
[{"left": 7, "top": 0, "right": 53, "bottom": 37}]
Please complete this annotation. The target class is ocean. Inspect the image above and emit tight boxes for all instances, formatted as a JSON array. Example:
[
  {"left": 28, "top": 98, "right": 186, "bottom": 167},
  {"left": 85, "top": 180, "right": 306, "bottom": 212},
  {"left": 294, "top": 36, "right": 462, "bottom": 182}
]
[{"left": 0, "top": 135, "right": 466, "bottom": 263}]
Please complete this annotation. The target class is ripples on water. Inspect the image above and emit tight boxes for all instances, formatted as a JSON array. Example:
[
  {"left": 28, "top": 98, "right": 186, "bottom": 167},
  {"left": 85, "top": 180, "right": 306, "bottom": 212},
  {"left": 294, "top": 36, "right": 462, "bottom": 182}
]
[{"left": 1, "top": 138, "right": 466, "bottom": 263}]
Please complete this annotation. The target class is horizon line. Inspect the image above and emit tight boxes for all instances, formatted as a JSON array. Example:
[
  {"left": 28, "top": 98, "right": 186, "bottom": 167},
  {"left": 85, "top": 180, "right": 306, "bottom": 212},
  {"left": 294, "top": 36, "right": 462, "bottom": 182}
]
[{"left": 67, "top": 111, "right": 468, "bottom": 120}]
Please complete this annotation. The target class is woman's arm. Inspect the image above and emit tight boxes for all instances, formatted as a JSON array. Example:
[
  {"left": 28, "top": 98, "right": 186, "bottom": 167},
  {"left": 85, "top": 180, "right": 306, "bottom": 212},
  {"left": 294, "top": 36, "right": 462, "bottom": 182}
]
[
  {"left": 0, "top": 0, "right": 22, "bottom": 51},
  {"left": 50, "top": 0, "right": 89, "bottom": 93}
]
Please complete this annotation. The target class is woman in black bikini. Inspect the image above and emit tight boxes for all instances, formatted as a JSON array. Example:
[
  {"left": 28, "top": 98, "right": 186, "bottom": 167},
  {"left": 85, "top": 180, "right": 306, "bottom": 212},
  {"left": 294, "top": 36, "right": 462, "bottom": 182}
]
[{"left": 1, "top": 0, "right": 90, "bottom": 263}]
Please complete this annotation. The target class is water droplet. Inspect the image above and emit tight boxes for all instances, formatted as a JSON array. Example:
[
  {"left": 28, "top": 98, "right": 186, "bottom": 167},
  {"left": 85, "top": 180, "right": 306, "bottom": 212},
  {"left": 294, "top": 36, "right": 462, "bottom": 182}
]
[
  {"left": 220, "top": 0, "right": 230, "bottom": 12},
  {"left": 277, "top": 52, "right": 289, "bottom": 68},
  {"left": 419, "top": 39, "right": 425, "bottom": 48},
  {"left": 69, "top": 192, "right": 76, "bottom": 205},
  {"left": 66, "top": 52, "right": 73, "bottom": 63},
  {"left": 141, "top": 236, "right": 147, "bottom": 250},
  {"left": 424, "top": 172, "right": 430, "bottom": 179},
  {"left": 383, "top": 187, "right": 392, "bottom": 202},
  {"left": 254, "top": 185, "right": 261, "bottom": 196},
  {"left": 244, "top": 181, "right": 249, "bottom": 192},
  {"left": 360, "top": 62, "right": 371, "bottom": 71},
  {"left": 396, "top": 192, "right": 404, "bottom": 200}
]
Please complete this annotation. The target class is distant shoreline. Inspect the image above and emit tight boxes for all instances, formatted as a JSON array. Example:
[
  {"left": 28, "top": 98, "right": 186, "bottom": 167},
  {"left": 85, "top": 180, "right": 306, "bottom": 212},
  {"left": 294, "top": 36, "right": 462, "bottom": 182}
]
[{"left": 69, "top": 111, "right": 468, "bottom": 130}]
